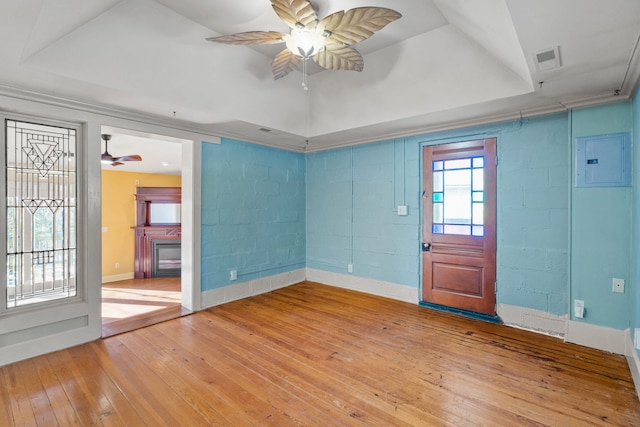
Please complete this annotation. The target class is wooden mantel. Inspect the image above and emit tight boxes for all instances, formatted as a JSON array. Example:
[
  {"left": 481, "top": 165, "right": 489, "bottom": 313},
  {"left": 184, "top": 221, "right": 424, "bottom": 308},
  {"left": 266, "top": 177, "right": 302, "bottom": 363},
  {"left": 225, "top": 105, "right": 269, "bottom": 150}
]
[{"left": 133, "top": 187, "right": 181, "bottom": 279}]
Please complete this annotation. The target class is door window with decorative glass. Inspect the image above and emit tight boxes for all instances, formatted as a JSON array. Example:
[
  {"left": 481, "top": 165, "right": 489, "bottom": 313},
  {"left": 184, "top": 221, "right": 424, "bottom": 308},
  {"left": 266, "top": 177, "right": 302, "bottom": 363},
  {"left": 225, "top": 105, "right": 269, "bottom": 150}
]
[{"left": 431, "top": 156, "right": 484, "bottom": 237}]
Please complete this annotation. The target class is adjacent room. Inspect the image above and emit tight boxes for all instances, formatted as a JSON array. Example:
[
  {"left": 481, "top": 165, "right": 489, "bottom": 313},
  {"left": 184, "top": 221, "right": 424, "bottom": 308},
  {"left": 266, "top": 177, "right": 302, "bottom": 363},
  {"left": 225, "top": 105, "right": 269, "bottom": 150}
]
[
  {"left": 1, "top": 0, "right": 640, "bottom": 425},
  {"left": 99, "top": 128, "right": 188, "bottom": 336}
]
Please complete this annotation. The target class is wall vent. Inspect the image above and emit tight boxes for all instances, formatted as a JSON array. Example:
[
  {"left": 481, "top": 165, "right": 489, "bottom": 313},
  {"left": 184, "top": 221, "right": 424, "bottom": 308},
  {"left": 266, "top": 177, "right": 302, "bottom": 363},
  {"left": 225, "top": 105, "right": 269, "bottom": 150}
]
[
  {"left": 258, "top": 127, "right": 272, "bottom": 133},
  {"left": 534, "top": 46, "right": 561, "bottom": 71}
]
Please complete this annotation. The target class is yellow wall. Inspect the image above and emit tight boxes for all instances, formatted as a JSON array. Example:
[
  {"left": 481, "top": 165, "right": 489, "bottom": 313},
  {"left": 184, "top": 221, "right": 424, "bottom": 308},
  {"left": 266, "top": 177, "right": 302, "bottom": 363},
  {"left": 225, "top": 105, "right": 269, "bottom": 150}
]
[{"left": 102, "top": 170, "right": 182, "bottom": 280}]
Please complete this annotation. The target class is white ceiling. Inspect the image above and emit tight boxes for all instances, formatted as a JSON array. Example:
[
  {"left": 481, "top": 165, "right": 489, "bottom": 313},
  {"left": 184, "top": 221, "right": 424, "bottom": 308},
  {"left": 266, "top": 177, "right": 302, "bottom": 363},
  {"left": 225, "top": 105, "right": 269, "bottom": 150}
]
[{"left": 1, "top": 0, "right": 640, "bottom": 169}]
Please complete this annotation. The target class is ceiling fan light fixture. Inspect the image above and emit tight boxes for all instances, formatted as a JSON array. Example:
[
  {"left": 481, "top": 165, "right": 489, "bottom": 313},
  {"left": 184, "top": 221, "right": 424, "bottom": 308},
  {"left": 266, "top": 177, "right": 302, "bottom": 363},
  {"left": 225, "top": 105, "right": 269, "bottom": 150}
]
[
  {"left": 206, "top": 0, "right": 401, "bottom": 84},
  {"left": 285, "top": 28, "right": 325, "bottom": 58}
]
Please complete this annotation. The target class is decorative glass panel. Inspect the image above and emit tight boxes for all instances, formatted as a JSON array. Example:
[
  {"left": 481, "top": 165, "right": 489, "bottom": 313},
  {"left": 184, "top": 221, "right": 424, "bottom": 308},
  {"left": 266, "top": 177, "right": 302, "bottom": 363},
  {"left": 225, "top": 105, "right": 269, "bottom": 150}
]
[
  {"left": 433, "top": 171, "right": 443, "bottom": 192},
  {"left": 472, "top": 203, "right": 484, "bottom": 225},
  {"left": 472, "top": 226, "right": 484, "bottom": 236},
  {"left": 5, "top": 120, "right": 77, "bottom": 308},
  {"left": 445, "top": 158, "right": 471, "bottom": 170},
  {"left": 443, "top": 169, "right": 471, "bottom": 225},
  {"left": 433, "top": 203, "right": 443, "bottom": 223},
  {"left": 472, "top": 157, "right": 484, "bottom": 168},
  {"left": 472, "top": 169, "right": 484, "bottom": 191},
  {"left": 444, "top": 224, "right": 471, "bottom": 235},
  {"left": 431, "top": 156, "right": 485, "bottom": 237}
]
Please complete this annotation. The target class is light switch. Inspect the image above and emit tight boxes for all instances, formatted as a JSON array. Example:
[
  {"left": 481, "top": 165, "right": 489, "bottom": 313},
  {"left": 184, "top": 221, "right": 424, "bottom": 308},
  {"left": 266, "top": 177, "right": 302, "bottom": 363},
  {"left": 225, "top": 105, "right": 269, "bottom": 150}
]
[
  {"left": 397, "top": 205, "right": 408, "bottom": 216},
  {"left": 574, "top": 300, "right": 584, "bottom": 318}
]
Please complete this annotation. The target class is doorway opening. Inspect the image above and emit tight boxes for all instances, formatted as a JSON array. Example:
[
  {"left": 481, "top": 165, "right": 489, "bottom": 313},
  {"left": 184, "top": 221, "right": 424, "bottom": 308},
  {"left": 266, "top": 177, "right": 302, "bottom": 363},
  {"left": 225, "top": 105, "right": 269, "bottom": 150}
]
[{"left": 100, "top": 126, "right": 192, "bottom": 337}]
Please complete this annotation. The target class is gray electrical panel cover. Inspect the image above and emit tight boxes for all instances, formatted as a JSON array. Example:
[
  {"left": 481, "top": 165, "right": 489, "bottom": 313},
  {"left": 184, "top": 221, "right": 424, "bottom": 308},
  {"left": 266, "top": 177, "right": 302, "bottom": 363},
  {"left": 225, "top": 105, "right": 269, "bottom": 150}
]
[{"left": 575, "top": 132, "right": 631, "bottom": 187}]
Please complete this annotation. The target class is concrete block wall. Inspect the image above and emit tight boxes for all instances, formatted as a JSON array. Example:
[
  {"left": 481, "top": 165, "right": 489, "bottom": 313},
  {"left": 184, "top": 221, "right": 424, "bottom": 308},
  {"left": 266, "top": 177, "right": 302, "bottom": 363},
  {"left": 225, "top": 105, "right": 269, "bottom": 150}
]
[
  {"left": 200, "top": 102, "right": 636, "bottom": 336},
  {"left": 571, "top": 102, "right": 634, "bottom": 330},
  {"left": 200, "top": 138, "right": 306, "bottom": 291},
  {"left": 307, "top": 113, "right": 573, "bottom": 317},
  {"left": 496, "top": 114, "right": 570, "bottom": 315},
  {"left": 306, "top": 139, "right": 421, "bottom": 289}
]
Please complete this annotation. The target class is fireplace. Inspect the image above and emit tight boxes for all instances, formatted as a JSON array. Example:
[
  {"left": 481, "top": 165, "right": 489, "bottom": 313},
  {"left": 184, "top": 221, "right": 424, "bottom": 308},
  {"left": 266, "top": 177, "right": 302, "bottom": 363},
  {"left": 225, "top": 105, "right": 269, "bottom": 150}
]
[
  {"left": 152, "top": 240, "right": 181, "bottom": 278},
  {"left": 133, "top": 187, "right": 182, "bottom": 279}
]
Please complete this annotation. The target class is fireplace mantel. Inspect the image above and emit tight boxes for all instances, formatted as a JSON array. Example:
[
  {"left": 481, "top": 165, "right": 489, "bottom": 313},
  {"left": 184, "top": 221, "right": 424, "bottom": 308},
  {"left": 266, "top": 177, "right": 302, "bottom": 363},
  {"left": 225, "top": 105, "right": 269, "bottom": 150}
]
[
  {"left": 133, "top": 187, "right": 181, "bottom": 279},
  {"left": 133, "top": 226, "right": 181, "bottom": 279}
]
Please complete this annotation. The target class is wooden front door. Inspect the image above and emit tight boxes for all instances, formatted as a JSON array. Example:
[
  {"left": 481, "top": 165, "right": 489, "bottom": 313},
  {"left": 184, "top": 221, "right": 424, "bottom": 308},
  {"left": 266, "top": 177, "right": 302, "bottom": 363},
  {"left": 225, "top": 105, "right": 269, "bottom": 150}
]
[{"left": 421, "top": 138, "right": 497, "bottom": 315}]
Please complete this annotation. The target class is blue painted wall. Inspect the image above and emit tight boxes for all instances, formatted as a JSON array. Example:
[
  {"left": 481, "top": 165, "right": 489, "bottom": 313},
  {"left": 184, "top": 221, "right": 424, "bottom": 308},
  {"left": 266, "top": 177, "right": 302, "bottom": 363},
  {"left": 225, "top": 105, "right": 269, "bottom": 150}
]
[
  {"left": 199, "top": 101, "right": 636, "bottom": 333},
  {"left": 633, "top": 85, "right": 640, "bottom": 348},
  {"left": 306, "top": 141, "right": 421, "bottom": 286},
  {"left": 306, "top": 113, "right": 571, "bottom": 315},
  {"left": 494, "top": 115, "right": 570, "bottom": 314},
  {"left": 571, "top": 102, "right": 633, "bottom": 329},
  {"left": 200, "top": 138, "right": 306, "bottom": 290}
]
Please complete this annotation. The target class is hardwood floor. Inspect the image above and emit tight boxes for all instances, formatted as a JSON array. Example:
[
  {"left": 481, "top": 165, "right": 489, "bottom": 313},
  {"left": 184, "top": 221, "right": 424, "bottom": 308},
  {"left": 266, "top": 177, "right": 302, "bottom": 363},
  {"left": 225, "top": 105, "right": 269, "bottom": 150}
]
[
  {"left": 102, "top": 277, "right": 187, "bottom": 337},
  {"left": 3, "top": 281, "right": 639, "bottom": 426}
]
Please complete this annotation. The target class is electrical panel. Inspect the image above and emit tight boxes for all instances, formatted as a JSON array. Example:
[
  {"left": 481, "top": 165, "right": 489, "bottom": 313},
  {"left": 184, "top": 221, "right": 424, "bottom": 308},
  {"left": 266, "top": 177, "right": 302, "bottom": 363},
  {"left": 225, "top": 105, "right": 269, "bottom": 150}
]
[{"left": 575, "top": 132, "right": 631, "bottom": 187}]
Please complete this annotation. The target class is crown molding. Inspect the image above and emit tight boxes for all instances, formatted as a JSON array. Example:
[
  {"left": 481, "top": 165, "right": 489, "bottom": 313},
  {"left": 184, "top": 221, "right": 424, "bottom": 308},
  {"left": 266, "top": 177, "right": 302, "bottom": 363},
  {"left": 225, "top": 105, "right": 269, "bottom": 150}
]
[
  {"left": 305, "top": 91, "right": 632, "bottom": 153},
  {"left": 0, "top": 83, "right": 635, "bottom": 155}
]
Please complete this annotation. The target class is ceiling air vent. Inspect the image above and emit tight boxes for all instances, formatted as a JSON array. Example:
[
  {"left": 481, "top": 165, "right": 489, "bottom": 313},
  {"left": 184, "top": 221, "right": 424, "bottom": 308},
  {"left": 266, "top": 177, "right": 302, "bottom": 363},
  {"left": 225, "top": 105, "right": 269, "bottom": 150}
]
[
  {"left": 534, "top": 46, "right": 561, "bottom": 71},
  {"left": 258, "top": 127, "right": 272, "bottom": 133}
]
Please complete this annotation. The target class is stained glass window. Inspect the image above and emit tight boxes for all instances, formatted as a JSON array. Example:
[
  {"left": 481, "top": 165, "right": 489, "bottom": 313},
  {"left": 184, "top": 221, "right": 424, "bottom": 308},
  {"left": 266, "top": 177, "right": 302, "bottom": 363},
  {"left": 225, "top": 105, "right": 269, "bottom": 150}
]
[
  {"left": 432, "top": 156, "right": 484, "bottom": 236},
  {"left": 5, "top": 120, "right": 77, "bottom": 307}
]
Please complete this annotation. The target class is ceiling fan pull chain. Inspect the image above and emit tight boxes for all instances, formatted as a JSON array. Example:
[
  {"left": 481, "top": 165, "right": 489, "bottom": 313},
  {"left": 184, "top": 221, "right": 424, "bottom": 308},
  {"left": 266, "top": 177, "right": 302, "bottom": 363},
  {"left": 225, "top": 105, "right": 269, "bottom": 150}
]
[{"left": 302, "top": 57, "right": 309, "bottom": 91}]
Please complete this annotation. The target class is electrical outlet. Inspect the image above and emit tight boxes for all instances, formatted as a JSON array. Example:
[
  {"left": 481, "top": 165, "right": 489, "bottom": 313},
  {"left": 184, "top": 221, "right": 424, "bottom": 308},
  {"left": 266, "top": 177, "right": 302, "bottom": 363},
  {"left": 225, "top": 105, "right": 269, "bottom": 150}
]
[
  {"left": 635, "top": 329, "right": 640, "bottom": 350},
  {"left": 574, "top": 300, "right": 585, "bottom": 319},
  {"left": 347, "top": 263, "right": 353, "bottom": 273},
  {"left": 230, "top": 270, "right": 237, "bottom": 281},
  {"left": 612, "top": 278, "right": 624, "bottom": 293},
  {"left": 115, "top": 262, "right": 120, "bottom": 270}
]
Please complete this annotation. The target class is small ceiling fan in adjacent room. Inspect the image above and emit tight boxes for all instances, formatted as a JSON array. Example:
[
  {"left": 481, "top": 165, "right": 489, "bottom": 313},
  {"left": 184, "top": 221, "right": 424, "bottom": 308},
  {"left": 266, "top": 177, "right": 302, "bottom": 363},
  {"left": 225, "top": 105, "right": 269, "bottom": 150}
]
[{"left": 101, "top": 134, "right": 142, "bottom": 167}]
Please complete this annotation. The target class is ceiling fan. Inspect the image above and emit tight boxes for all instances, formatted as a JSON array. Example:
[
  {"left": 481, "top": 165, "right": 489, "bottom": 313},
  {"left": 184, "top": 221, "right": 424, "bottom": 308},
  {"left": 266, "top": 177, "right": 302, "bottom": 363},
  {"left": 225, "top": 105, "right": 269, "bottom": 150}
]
[
  {"left": 101, "top": 134, "right": 142, "bottom": 167},
  {"left": 207, "top": 0, "right": 401, "bottom": 87}
]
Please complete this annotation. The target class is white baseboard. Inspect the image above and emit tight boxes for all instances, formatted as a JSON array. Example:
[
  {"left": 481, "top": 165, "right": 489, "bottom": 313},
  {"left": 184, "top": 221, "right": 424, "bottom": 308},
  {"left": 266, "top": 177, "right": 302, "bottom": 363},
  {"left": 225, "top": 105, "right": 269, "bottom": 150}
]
[
  {"left": 305, "top": 268, "right": 419, "bottom": 304},
  {"left": 625, "top": 331, "right": 640, "bottom": 399},
  {"left": 498, "top": 303, "right": 627, "bottom": 355},
  {"left": 0, "top": 326, "right": 98, "bottom": 367},
  {"left": 498, "top": 304, "right": 568, "bottom": 337},
  {"left": 565, "top": 320, "right": 627, "bottom": 355},
  {"left": 201, "top": 268, "right": 306, "bottom": 308},
  {"left": 102, "top": 273, "right": 134, "bottom": 283}
]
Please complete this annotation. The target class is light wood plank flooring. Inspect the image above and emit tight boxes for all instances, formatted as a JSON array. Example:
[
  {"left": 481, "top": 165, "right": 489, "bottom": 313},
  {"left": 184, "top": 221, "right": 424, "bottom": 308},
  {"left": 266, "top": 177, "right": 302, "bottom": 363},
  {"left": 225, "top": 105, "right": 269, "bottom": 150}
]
[
  {"left": 102, "top": 277, "right": 187, "bottom": 337},
  {"left": 3, "top": 281, "right": 639, "bottom": 426}
]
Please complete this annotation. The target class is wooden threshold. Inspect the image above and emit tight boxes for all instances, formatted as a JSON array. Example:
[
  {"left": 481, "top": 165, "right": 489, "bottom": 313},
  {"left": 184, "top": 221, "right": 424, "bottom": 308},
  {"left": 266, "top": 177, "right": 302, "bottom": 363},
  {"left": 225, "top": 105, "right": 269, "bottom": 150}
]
[
  {"left": 102, "top": 277, "right": 187, "bottom": 338},
  {"left": 2, "top": 281, "right": 639, "bottom": 426}
]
